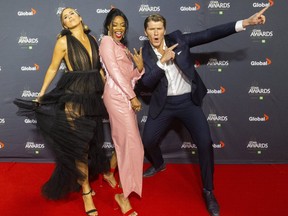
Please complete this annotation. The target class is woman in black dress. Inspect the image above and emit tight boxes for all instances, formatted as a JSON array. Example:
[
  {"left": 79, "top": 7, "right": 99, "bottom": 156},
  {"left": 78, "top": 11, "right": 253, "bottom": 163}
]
[{"left": 14, "top": 7, "right": 109, "bottom": 216}]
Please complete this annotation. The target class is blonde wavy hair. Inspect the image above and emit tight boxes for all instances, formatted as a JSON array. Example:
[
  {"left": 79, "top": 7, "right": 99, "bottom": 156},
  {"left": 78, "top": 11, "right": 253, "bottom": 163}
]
[{"left": 57, "top": 7, "right": 90, "bottom": 39}]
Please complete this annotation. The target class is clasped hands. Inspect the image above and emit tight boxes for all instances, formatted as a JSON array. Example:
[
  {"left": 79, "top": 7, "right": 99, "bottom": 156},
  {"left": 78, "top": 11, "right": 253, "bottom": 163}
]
[{"left": 130, "top": 97, "right": 142, "bottom": 112}]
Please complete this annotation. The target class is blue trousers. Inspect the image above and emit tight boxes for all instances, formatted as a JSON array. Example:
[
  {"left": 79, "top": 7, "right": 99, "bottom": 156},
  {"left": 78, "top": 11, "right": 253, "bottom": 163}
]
[{"left": 142, "top": 93, "right": 214, "bottom": 190}]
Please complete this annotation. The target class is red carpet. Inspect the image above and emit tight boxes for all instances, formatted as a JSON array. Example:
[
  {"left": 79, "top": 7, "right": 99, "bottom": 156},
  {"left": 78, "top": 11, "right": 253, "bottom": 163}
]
[{"left": 0, "top": 163, "right": 287, "bottom": 216}]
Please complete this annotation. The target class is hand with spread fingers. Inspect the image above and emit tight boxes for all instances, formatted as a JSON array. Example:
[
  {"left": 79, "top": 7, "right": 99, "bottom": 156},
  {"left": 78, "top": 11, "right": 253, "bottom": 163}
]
[{"left": 132, "top": 47, "right": 144, "bottom": 73}]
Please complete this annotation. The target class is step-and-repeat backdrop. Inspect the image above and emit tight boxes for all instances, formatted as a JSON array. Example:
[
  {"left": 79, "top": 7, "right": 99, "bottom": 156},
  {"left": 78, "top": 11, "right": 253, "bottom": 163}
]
[{"left": 0, "top": 0, "right": 286, "bottom": 164}]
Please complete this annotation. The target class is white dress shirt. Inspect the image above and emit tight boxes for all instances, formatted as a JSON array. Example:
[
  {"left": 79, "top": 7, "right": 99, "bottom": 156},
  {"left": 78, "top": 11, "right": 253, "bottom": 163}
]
[{"left": 151, "top": 20, "right": 246, "bottom": 96}]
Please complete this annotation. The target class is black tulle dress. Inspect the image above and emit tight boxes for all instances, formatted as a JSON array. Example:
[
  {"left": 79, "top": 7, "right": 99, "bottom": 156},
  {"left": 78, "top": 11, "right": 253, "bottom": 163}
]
[{"left": 14, "top": 30, "right": 109, "bottom": 200}]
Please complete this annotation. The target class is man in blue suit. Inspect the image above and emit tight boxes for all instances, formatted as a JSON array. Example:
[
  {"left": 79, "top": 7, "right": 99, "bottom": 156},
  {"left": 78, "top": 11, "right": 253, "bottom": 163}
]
[{"left": 140, "top": 7, "right": 269, "bottom": 216}]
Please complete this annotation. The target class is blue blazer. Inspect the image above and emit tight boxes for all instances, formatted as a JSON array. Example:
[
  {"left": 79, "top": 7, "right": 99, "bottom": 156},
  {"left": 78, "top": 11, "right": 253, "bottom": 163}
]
[{"left": 141, "top": 21, "right": 238, "bottom": 119}]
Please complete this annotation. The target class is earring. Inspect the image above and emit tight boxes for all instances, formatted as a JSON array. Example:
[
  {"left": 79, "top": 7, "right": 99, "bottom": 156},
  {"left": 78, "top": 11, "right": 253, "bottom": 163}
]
[{"left": 83, "top": 24, "right": 89, "bottom": 31}]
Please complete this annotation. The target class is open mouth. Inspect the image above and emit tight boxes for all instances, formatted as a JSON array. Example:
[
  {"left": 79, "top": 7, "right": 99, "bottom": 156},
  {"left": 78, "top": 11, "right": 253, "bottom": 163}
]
[{"left": 114, "top": 32, "right": 123, "bottom": 39}]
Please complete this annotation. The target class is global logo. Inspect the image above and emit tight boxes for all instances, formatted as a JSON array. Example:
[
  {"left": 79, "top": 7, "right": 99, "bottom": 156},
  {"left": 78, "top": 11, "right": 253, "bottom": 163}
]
[
  {"left": 208, "top": 1, "right": 230, "bottom": 9},
  {"left": 96, "top": 8, "right": 111, "bottom": 14},
  {"left": 21, "top": 64, "right": 40, "bottom": 71},
  {"left": 139, "top": 36, "right": 148, "bottom": 41},
  {"left": 247, "top": 141, "right": 268, "bottom": 149},
  {"left": 194, "top": 60, "right": 201, "bottom": 68},
  {"left": 207, "top": 86, "right": 226, "bottom": 94},
  {"left": 249, "top": 114, "right": 269, "bottom": 122},
  {"left": 213, "top": 141, "right": 225, "bottom": 148},
  {"left": 24, "top": 118, "right": 37, "bottom": 124},
  {"left": 253, "top": 0, "right": 274, "bottom": 7},
  {"left": 180, "top": 3, "right": 201, "bottom": 11},
  {"left": 250, "top": 58, "right": 272, "bottom": 66},
  {"left": 0, "top": 118, "right": 5, "bottom": 124},
  {"left": 18, "top": 8, "right": 37, "bottom": 16},
  {"left": 0, "top": 141, "right": 4, "bottom": 149}
]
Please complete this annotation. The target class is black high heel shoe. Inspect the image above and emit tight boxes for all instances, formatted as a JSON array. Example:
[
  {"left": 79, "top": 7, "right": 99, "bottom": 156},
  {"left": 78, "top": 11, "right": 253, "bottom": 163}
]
[{"left": 82, "top": 189, "right": 98, "bottom": 216}]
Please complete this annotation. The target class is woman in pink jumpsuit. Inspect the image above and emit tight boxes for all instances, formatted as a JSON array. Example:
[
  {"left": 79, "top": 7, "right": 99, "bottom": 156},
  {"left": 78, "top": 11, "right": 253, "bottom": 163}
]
[{"left": 99, "top": 8, "right": 144, "bottom": 216}]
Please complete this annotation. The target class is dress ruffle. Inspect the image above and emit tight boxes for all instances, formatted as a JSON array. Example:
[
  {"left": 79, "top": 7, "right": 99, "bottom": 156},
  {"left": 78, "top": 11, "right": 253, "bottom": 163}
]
[{"left": 14, "top": 70, "right": 109, "bottom": 200}]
